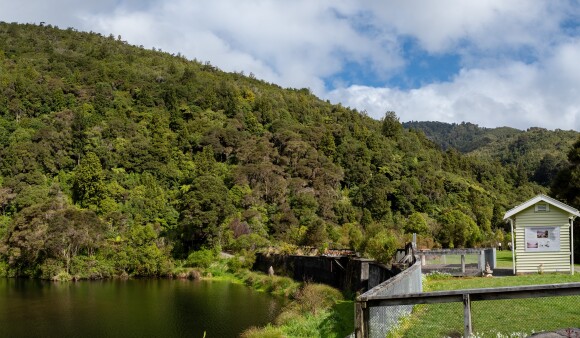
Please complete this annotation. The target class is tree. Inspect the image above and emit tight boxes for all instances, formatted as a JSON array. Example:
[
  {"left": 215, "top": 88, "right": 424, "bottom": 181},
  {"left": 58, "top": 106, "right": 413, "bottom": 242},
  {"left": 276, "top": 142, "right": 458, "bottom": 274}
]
[
  {"left": 72, "top": 105, "right": 92, "bottom": 165},
  {"left": 533, "top": 154, "right": 566, "bottom": 187},
  {"left": 404, "top": 212, "right": 429, "bottom": 235},
  {"left": 552, "top": 136, "right": 580, "bottom": 209},
  {"left": 2, "top": 203, "right": 51, "bottom": 273},
  {"left": 381, "top": 111, "right": 402, "bottom": 138},
  {"left": 302, "top": 218, "right": 328, "bottom": 248},
  {"left": 0, "top": 187, "right": 16, "bottom": 215},
  {"left": 72, "top": 152, "right": 106, "bottom": 209},
  {"left": 45, "top": 208, "right": 106, "bottom": 273},
  {"left": 178, "top": 175, "right": 234, "bottom": 252},
  {"left": 353, "top": 174, "right": 393, "bottom": 221},
  {"left": 1, "top": 190, "right": 106, "bottom": 276},
  {"left": 365, "top": 230, "right": 398, "bottom": 264},
  {"left": 437, "top": 209, "right": 481, "bottom": 248},
  {"left": 111, "top": 224, "right": 167, "bottom": 276},
  {"left": 338, "top": 222, "right": 363, "bottom": 251}
]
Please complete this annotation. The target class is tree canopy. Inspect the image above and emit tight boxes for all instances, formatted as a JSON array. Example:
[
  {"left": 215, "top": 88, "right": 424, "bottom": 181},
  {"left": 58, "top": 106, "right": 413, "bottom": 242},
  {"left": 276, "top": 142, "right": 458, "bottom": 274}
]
[{"left": 0, "top": 22, "right": 573, "bottom": 279}]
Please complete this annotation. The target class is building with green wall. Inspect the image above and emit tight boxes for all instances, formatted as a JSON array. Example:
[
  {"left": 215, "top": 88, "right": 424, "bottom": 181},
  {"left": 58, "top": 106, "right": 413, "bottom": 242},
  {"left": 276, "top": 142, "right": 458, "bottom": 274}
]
[{"left": 504, "top": 194, "right": 580, "bottom": 275}]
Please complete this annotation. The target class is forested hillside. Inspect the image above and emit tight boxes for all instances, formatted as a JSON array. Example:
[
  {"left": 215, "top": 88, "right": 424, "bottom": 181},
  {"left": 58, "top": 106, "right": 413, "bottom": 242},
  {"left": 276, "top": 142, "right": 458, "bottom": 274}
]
[
  {"left": 0, "top": 22, "right": 557, "bottom": 279},
  {"left": 404, "top": 121, "right": 578, "bottom": 187}
]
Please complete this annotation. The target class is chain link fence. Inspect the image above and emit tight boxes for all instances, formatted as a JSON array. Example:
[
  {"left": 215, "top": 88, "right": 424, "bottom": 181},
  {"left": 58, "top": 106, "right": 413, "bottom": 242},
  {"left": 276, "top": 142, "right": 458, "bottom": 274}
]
[
  {"left": 418, "top": 249, "right": 495, "bottom": 276},
  {"left": 357, "top": 281, "right": 580, "bottom": 338},
  {"left": 389, "top": 294, "right": 580, "bottom": 337},
  {"left": 356, "top": 261, "right": 423, "bottom": 338}
]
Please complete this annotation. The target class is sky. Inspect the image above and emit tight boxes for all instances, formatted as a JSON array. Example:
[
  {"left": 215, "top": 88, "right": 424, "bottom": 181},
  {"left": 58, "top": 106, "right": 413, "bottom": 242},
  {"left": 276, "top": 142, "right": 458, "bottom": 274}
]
[{"left": 1, "top": 1, "right": 580, "bottom": 131}]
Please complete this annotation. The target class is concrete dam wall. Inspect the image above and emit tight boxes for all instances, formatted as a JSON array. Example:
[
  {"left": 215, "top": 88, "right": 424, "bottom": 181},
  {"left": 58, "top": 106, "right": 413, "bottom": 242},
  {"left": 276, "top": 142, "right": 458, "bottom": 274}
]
[{"left": 253, "top": 253, "right": 401, "bottom": 294}]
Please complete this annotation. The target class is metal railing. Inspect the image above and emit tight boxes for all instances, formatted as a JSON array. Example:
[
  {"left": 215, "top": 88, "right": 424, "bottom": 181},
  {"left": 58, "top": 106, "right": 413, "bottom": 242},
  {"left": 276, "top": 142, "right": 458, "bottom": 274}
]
[
  {"left": 418, "top": 248, "right": 496, "bottom": 275},
  {"left": 355, "top": 261, "right": 422, "bottom": 338},
  {"left": 355, "top": 281, "right": 580, "bottom": 337}
]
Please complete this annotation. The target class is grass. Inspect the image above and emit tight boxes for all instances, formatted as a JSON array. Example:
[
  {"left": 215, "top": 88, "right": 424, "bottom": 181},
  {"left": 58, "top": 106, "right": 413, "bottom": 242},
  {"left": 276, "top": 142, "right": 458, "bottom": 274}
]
[
  {"left": 198, "top": 259, "right": 354, "bottom": 338},
  {"left": 241, "top": 282, "right": 354, "bottom": 338},
  {"left": 397, "top": 272, "right": 580, "bottom": 337},
  {"left": 235, "top": 269, "right": 301, "bottom": 298},
  {"left": 495, "top": 250, "right": 514, "bottom": 268},
  {"left": 422, "top": 250, "right": 515, "bottom": 269}
]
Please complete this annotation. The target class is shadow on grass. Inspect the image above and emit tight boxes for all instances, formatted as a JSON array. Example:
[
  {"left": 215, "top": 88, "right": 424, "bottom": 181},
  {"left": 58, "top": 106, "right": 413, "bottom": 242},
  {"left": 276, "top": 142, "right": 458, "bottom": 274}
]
[
  {"left": 318, "top": 300, "right": 354, "bottom": 338},
  {"left": 495, "top": 251, "right": 514, "bottom": 268}
]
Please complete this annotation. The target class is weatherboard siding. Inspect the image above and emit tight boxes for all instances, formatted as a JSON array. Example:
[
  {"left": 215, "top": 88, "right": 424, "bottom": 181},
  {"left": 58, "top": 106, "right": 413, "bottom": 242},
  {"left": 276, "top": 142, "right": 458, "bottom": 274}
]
[{"left": 514, "top": 205, "right": 571, "bottom": 273}]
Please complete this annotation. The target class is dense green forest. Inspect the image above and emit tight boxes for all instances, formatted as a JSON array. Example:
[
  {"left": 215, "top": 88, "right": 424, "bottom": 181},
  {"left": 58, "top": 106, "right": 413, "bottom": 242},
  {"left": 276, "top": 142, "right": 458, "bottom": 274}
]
[
  {"left": 0, "top": 22, "right": 576, "bottom": 280},
  {"left": 403, "top": 121, "right": 578, "bottom": 188}
]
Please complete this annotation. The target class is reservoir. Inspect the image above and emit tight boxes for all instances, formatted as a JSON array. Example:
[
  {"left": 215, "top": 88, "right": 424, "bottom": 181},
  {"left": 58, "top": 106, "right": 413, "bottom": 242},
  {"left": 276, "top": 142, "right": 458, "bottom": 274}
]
[{"left": 0, "top": 278, "right": 283, "bottom": 337}]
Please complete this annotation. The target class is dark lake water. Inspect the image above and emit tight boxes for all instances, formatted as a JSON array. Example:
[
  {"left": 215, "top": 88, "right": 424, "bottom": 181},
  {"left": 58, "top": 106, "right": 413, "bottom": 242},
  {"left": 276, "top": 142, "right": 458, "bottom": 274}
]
[{"left": 0, "top": 278, "right": 283, "bottom": 338}]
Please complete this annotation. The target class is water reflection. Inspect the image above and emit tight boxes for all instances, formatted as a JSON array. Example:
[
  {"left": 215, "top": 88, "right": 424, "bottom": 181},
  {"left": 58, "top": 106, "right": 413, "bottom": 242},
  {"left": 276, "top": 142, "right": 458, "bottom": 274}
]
[{"left": 0, "top": 278, "right": 283, "bottom": 337}]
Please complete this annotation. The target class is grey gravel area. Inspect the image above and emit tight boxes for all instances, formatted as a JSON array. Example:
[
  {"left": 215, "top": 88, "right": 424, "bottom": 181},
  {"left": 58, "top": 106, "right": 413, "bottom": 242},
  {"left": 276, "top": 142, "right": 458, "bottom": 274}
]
[{"left": 528, "top": 328, "right": 580, "bottom": 338}]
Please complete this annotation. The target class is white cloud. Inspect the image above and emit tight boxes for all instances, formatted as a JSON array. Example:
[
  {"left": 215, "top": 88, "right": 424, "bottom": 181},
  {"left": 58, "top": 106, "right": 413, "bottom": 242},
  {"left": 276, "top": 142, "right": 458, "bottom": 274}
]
[
  {"left": 1, "top": 0, "right": 579, "bottom": 130},
  {"left": 82, "top": 0, "right": 403, "bottom": 95},
  {"left": 327, "top": 56, "right": 580, "bottom": 131},
  {"left": 364, "top": 1, "right": 566, "bottom": 54},
  {"left": 0, "top": 0, "right": 119, "bottom": 28}
]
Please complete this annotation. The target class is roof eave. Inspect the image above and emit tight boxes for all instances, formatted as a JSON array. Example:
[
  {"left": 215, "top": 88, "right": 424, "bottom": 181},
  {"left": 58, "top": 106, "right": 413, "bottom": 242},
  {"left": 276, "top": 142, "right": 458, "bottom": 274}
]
[{"left": 502, "top": 194, "right": 580, "bottom": 220}]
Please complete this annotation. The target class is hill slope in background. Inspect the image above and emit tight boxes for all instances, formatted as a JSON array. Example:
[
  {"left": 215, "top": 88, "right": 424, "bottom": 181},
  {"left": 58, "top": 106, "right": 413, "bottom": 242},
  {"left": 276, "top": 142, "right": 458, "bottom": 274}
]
[
  {"left": 403, "top": 121, "right": 578, "bottom": 187},
  {"left": 0, "top": 22, "right": 565, "bottom": 279}
]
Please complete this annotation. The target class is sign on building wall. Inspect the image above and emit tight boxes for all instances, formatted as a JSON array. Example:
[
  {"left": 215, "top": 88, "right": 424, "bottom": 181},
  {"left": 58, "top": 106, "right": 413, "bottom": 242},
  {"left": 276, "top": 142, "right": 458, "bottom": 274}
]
[{"left": 525, "top": 227, "right": 560, "bottom": 252}]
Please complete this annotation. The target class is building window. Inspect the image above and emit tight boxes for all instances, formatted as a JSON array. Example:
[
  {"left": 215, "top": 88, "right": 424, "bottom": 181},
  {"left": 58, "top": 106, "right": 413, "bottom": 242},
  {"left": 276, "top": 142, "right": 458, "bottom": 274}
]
[{"left": 535, "top": 204, "right": 550, "bottom": 212}]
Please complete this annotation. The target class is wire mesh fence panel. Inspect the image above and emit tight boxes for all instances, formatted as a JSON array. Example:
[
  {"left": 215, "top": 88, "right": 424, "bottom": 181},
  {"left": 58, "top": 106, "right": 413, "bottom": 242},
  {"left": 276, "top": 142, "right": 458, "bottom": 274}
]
[
  {"left": 362, "top": 264, "right": 423, "bottom": 338},
  {"left": 369, "top": 303, "right": 415, "bottom": 338},
  {"left": 470, "top": 295, "right": 580, "bottom": 337},
  {"left": 379, "top": 294, "right": 580, "bottom": 338},
  {"left": 420, "top": 253, "right": 485, "bottom": 277},
  {"left": 386, "top": 302, "right": 465, "bottom": 338},
  {"left": 423, "top": 254, "right": 480, "bottom": 266}
]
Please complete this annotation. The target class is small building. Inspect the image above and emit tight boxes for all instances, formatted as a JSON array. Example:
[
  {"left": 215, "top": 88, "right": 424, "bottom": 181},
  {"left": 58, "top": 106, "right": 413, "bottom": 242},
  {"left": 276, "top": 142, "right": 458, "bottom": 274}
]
[{"left": 504, "top": 194, "right": 580, "bottom": 275}]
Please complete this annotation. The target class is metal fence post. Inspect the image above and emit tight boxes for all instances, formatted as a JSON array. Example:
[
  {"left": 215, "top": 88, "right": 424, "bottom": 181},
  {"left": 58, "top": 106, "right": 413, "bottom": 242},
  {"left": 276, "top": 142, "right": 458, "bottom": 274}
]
[
  {"left": 463, "top": 294, "right": 472, "bottom": 337},
  {"left": 478, "top": 250, "right": 484, "bottom": 272},
  {"left": 355, "top": 300, "right": 369, "bottom": 338}
]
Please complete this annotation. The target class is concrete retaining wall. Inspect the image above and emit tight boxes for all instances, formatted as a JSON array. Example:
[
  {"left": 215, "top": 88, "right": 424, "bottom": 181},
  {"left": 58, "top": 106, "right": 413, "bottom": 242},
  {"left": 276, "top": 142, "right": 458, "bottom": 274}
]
[{"left": 253, "top": 254, "right": 400, "bottom": 293}]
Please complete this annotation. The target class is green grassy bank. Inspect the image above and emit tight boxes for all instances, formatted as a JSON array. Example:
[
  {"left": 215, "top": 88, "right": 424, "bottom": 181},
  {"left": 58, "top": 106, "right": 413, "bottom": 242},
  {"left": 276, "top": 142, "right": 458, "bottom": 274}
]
[
  {"left": 393, "top": 264, "right": 580, "bottom": 338},
  {"left": 184, "top": 251, "right": 354, "bottom": 338},
  {"left": 234, "top": 269, "right": 353, "bottom": 337}
]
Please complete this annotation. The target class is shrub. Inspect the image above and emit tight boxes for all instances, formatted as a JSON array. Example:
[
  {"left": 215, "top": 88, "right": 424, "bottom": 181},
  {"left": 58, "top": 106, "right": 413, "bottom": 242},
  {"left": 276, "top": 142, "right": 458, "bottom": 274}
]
[
  {"left": 270, "top": 275, "right": 300, "bottom": 298},
  {"left": 52, "top": 271, "right": 73, "bottom": 281},
  {"left": 231, "top": 233, "right": 270, "bottom": 251},
  {"left": 293, "top": 283, "right": 344, "bottom": 315},
  {"left": 365, "top": 230, "right": 398, "bottom": 264},
  {"left": 40, "top": 258, "right": 66, "bottom": 280},
  {"left": 241, "top": 325, "right": 284, "bottom": 338},
  {"left": 70, "top": 255, "right": 115, "bottom": 279},
  {"left": 424, "top": 271, "right": 453, "bottom": 281},
  {"left": 171, "top": 267, "right": 201, "bottom": 279},
  {"left": 226, "top": 250, "right": 256, "bottom": 272},
  {"left": 0, "top": 260, "right": 7, "bottom": 277},
  {"left": 236, "top": 270, "right": 300, "bottom": 298},
  {"left": 186, "top": 249, "right": 216, "bottom": 269}
]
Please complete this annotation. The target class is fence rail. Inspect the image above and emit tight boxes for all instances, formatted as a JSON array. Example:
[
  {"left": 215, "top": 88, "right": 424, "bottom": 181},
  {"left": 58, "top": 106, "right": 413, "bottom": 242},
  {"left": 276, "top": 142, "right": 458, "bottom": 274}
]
[
  {"left": 355, "top": 261, "right": 422, "bottom": 338},
  {"left": 417, "top": 248, "right": 496, "bottom": 275},
  {"left": 355, "top": 281, "right": 580, "bottom": 338}
]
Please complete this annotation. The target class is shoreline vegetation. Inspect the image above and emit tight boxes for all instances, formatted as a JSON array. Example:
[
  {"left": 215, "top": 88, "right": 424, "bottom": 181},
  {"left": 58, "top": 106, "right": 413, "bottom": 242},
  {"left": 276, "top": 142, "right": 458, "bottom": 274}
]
[
  {"left": 170, "top": 252, "right": 354, "bottom": 338},
  {"left": 0, "top": 249, "right": 354, "bottom": 338},
  {"left": 236, "top": 271, "right": 353, "bottom": 338},
  {"left": 1, "top": 22, "right": 579, "bottom": 294},
  {"left": 1, "top": 21, "right": 579, "bottom": 338}
]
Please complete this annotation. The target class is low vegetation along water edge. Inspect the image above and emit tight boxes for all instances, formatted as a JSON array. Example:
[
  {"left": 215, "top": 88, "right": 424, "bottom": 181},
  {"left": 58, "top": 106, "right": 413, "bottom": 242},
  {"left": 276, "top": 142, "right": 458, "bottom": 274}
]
[
  {"left": 191, "top": 251, "right": 355, "bottom": 338},
  {"left": 1, "top": 248, "right": 354, "bottom": 338}
]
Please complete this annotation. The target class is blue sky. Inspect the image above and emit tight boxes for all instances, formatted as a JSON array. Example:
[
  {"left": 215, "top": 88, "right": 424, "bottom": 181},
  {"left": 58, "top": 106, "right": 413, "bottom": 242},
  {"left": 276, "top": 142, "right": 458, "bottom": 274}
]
[{"left": 1, "top": 0, "right": 580, "bottom": 130}]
